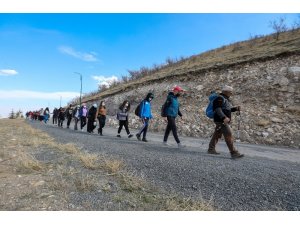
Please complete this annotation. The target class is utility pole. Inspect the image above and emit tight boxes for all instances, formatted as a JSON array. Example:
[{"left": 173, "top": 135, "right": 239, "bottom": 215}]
[
  {"left": 74, "top": 72, "right": 83, "bottom": 106},
  {"left": 60, "top": 96, "right": 62, "bottom": 108}
]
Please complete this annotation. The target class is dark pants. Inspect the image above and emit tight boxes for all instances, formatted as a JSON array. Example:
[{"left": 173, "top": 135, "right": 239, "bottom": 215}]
[
  {"left": 58, "top": 118, "right": 64, "bottom": 127},
  {"left": 138, "top": 118, "right": 149, "bottom": 139},
  {"left": 163, "top": 116, "right": 180, "bottom": 144},
  {"left": 97, "top": 115, "right": 106, "bottom": 135},
  {"left": 80, "top": 116, "right": 87, "bottom": 130},
  {"left": 67, "top": 116, "right": 72, "bottom": 128},
  {"left": 208, "top": 122, "right": 238, "bottom": 154},
  {"left": 74, "top": 117, "right": 79, "bottom": 130},
  {"left": 53, "top": 116, "right": 57, "bottom": 124},
  {"left": 118, "top": 120, "right": 130, "bottom": 134},
  {"left": 87, "top": 118, "right": 96, "bottom": 133}
]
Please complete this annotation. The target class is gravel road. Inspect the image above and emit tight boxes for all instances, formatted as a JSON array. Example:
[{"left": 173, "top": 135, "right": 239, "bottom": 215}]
[{"left": 28, "top": 120, "right": 300, "bottom": 210}]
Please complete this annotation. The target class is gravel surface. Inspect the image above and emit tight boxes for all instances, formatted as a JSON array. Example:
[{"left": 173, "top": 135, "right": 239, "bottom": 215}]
[{"left": 28, "top": 120, "right": 300, "bottom": 210}]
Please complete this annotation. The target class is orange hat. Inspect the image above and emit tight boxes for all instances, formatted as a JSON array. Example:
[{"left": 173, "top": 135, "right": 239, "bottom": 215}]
[{"left": 173, "top": 85, "right": 184, "bottom": 92}]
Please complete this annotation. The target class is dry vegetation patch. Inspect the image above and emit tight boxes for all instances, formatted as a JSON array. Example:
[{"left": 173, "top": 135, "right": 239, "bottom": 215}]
[{"left": 0, "top": 119, "right": 214, "bottom": 210}]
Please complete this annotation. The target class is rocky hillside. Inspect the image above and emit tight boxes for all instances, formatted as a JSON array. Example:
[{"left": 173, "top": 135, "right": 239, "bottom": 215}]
[{"left": 82, "top": 30, "right": 300, "bottom": 148}]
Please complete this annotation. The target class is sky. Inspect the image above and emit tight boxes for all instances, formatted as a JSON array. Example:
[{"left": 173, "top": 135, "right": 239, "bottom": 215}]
[{"left": 0, "top": 12, "right": 299, "bottom": 117}]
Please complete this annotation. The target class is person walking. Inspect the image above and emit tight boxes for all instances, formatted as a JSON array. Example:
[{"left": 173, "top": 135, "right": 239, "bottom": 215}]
[
  {"left": 163, "top": 86, "right": 184, "bottom": 148},
  {"left": 52, "top": 108, "right": 58, "bottom": 125},
  {"left": 97, "top": 101, "right": 107, "bottom": 136},
  {"left": 117, "top": 100, "right": 133, "bottom": 138},
  {"left": 65, "top": 104, "right": 73, "bottom": 129},
  {"left": 58, "top": 107, "right": 65, "bottom": 128},
  {"left": 136, "top": 92, "right": 154, "bottom": 142},
  {"left": 79, "top": 104, "right": 88, "bottom": 131},
  {"left": 43, "top": 107, "right": 50, "bottom": 124},
  {"left": 207, "top": 85, "right": 244, "bottom": 159},
  {"left": 73, "top": 105, "right": 81, "bottom": 130},
  {"left": 87, "top": 104, "right": 98, "bottom": 133}
]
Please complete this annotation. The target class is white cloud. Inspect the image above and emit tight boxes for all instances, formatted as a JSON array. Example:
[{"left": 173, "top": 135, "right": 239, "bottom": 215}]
[
  {"left": 0, "top": 69, "right": 18, "bottom": 76},
  {"left": 92, "top": 75, "right": 118, "bottom": 87},
  {"left": 0, "top": 90, "right": 79, "bottom": 100},
  {"left": 58, "top": 46, "right": 98, "bottom": 62}
]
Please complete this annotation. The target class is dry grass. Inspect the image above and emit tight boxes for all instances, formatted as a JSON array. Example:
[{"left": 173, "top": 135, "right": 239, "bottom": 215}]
[
  {"left": 74, "top": 174, "right": 98, "bottom": 192},
  {"left": 16, "top": 151, "right": 44, "bottom": 173},
  {"left": 0, "top": 119, "right": 214, "bottom": 210},
  {"left": 103, "top": 159, "right": 124, "bottom": 174},
  {"left": 77, "top": 152, "right": 99, "bottom": 170}
]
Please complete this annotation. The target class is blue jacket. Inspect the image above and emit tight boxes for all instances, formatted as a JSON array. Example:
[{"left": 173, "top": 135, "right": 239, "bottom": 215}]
[
  {"left": 166, "top": 92, "right": 182, "bottom": 117},
  {"left": 140, "top": 100, "right": 153, "bottom": 119}
]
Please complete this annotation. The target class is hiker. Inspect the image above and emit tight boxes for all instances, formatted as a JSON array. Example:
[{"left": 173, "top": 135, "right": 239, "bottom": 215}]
[
  {"left": 65, "top": 104, "right": 73, "bottom": 129},
  {"left": 163, "top": 86, "right": 184, "bottom": 148},
  {"left": 97, "top": 101, "right": 107, "bottom": 136},
  {"left": 52, "top": 108, "right": 58, "bottom": 124},
  {"left": 136, "top": 92, "right": 154, "bottom": 142},
  {"left": 117, "top": 100, "right": 133, "bottom": 138},
  {"left": 87, "top": 104, "right": 98, "bottom": 133},
  {"left": 38, "top": 108, "right": 44, "bottom": 122},
  {"left": 79, "top": 104, "right": 88, "bottom": 131},
  {"left": 73, "top": 105, "right": 81, "bottom": 130},
  {"left": 58, "top": 107, "right": 65, "bottom": 128},
  {"left": 43, "top": 107, "right": 50, "bottom": 124},
  {"left": 207, "top": 85, "right": 244, "bottom": 159}
]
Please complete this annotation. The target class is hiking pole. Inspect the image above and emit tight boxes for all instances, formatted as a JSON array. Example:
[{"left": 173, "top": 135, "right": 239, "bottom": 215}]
[{"left": 236, "top": 110, "right": 241, "bottom": 142}]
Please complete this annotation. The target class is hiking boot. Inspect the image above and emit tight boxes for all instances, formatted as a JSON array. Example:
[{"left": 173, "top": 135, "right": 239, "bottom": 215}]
[
  {"left": 231, "top": 152, "right": 244, "bottom": 159},
  {"left": 117, "top": 134, "right": 121, "bottom": 138},
  {"left": 163, "top": 141, "right": 171, "bottom": 146},
  {"left": 128, "top": 134, "right": 133, "bottom": 138},
  {"left": 136, "top": 133, "right": 141, "bottom": 141},
  {"left": 178, "top": 143, "right": 185, "bottom": 148},
  {"left": 142, "top": 138, "right": 148, "bottom": 142},
  {"left": 207, "top": 150, "right": 220, "bottom": 155}
]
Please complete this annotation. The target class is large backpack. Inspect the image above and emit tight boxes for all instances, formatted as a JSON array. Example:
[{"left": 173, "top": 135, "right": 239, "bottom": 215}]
[
  {"left": 205, "top": 91, "right": 225, "bottom": 119},
  {"left": 161, "top": 100, "right": 168, "bottom": 117},
  {"left": 134, "top": 100, "right": 144, "bottom": 117}
]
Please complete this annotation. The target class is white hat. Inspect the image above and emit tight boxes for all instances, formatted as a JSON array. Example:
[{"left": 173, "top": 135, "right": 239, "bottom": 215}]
[
  {"left": 93, "top": 103, "right": 97, "bottom": 108},
  {"left": 222, "top": 85, "right": 233, "bottom": 92}
]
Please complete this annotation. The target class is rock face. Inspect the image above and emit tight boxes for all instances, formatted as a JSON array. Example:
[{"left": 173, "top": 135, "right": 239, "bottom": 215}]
[{"left": 87, "top": 54, "right": 300, "bottom": 149}]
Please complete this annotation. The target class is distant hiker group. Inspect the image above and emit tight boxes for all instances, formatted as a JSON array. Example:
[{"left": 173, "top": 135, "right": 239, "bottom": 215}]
[{"left": 26, "top": 84, "right": 244, "bottom": 159}]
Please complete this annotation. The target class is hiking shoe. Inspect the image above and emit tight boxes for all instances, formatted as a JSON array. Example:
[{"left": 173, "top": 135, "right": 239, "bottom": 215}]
[
  {"left": 163, "top": 141, "right": 171, "bottom": 146},
  {"left": 128, "top": 134, "right": 133, "bottom": 138},
  {"left": 231, "top": 152, "right": 244, "bottom": 159},
  {"left": 178, "top": 143, "right": 185, "bottom": 148},
  {"left": 142, "top": 138, "right": 148, "bottom": 142},
  {"left": 136, "top": 134, "right": 141, "bottom": 141},
  {"left": 207, "top": 150, "right": 220, "bottom": 155},
  {"left": 117, "top": 134, "right": 121, "bottom": 138}
]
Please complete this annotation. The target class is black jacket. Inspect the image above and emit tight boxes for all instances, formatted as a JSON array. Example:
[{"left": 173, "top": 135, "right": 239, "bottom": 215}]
[{"left": 213, "top": 93, "right": 238, "bottom": 123}]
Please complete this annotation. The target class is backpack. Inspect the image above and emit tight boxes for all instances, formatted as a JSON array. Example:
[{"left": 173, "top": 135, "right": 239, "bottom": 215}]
[
  {"left": 134, "top": 100, "right": 144, "bottom": 117},
  {"left": 205, "top": 91, "right": 225, "bottom": 119},
  {"left": 161, "top": 101, "right": 168, "bottom": 117}
]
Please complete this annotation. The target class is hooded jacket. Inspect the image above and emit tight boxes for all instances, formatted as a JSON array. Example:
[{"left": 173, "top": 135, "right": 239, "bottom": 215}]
[{"left": 165, "top": 92, "right": 182, "bottom": 118}]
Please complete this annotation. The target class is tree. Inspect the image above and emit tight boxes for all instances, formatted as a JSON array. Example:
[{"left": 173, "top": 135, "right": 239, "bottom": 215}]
[
  {"left": 269, "top": 17, "right": 288, "bottom": 40},
  {"left": 9, "top": 109, "right": 15, "bottom": 119}
]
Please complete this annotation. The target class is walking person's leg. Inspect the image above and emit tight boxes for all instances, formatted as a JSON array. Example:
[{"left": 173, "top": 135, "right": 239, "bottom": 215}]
[
  {"left": 124, "top": 120, "right": 133, "bottom": 138},
  {"left": 208, "top": 123, "right": 223, "bottom": 154},
  {"left": 169, "top": 117, "right": 180, "bottom": 144},
  {"left": 222, "top": 124, "right": 244, "bottom": 158},
  {"left": 163, "top": 116, "right": 172, "bottom": 143},
  {"left": 117, "top": 121, "right": 124, "bottom": 137},
  {"left": 142, "top": 119, "right": 149, "bottom": 141}
]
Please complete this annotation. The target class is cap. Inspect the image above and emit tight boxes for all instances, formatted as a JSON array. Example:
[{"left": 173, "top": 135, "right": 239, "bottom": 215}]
[
  {"left": 173, "top": 85, "right": 184, "bottom": 92},
  {"left": 93, "top": 103, "right": 97, "bottom": 108},
  {"left": 222, "top": 85, "right": 233, "bottom": 92}
]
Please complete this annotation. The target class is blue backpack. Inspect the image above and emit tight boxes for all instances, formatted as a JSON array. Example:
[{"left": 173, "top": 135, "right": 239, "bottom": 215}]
[{"left": 205, "top": 91, "right": 225, "bottom": 119}]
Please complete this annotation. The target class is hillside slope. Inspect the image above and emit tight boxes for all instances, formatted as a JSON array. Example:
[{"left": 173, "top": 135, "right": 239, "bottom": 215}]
[{"left": 82, "top": 30, "right": 300, "bottom": 148}]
